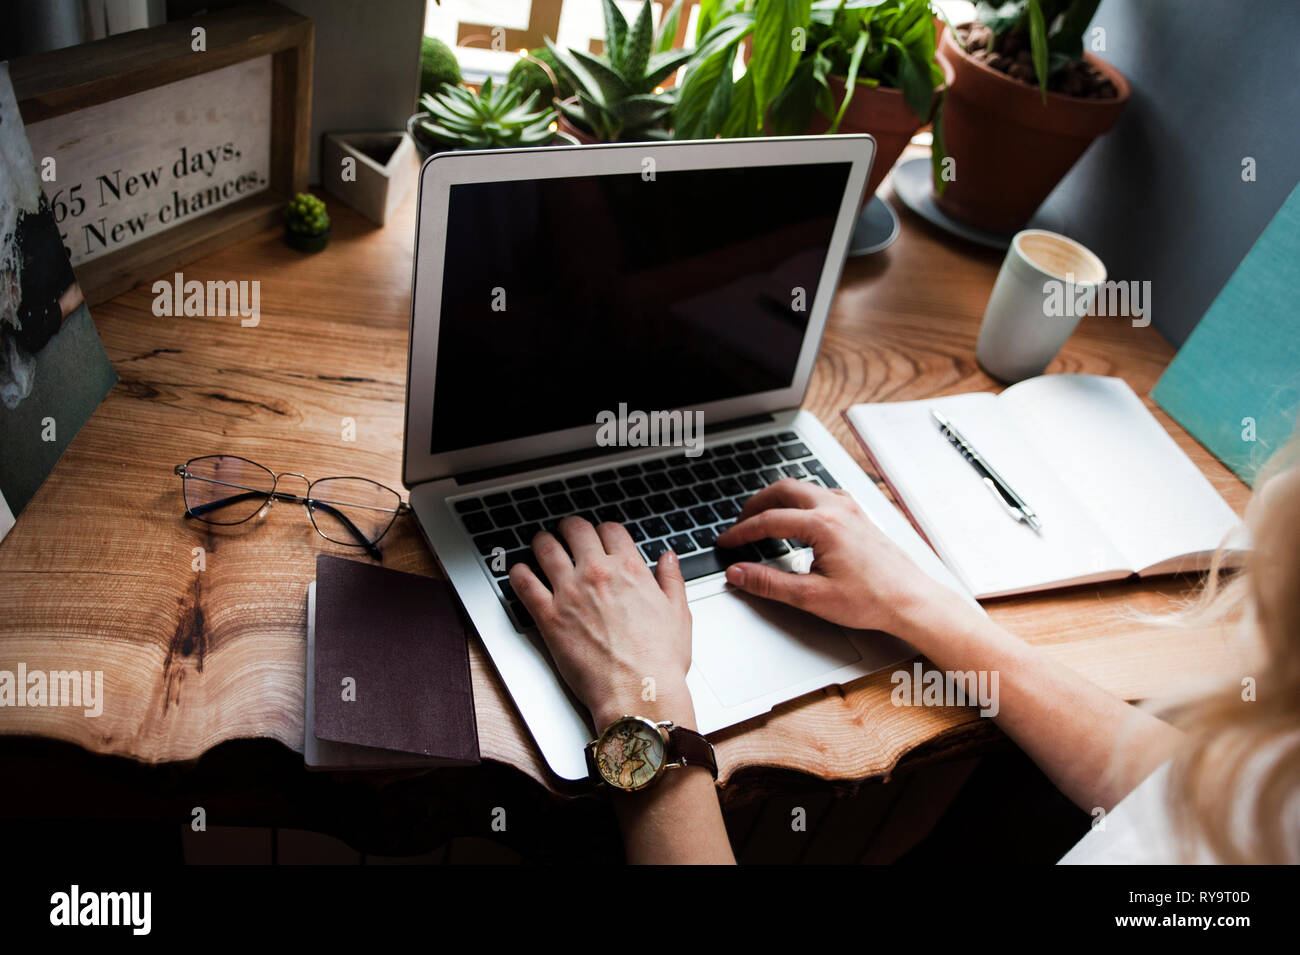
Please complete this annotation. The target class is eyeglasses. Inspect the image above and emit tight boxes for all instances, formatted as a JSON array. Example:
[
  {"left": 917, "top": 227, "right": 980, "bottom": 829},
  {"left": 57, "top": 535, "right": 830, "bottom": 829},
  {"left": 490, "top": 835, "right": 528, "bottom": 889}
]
[{"left": 174, "top": 455, "right": 410, "bottom": 561}]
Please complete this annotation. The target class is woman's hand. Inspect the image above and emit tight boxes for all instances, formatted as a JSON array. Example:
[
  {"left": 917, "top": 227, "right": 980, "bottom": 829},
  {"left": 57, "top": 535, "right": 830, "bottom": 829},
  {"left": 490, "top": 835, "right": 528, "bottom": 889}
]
[
  {"left": 510, "top": 516, "right": 695, "bottom": 729},
  {"left": 714, "top": 479, "right": 975, "bottom": 640},
  {"left": 512, "top": 517, "right": 733, "bottom": 864}
]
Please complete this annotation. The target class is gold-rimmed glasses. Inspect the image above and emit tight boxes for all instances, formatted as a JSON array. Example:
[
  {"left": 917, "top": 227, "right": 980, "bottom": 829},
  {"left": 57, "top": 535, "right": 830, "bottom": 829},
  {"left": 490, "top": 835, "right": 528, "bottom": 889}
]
[{"left": 174, "top": 455, "right": 410, "bottom": 560}]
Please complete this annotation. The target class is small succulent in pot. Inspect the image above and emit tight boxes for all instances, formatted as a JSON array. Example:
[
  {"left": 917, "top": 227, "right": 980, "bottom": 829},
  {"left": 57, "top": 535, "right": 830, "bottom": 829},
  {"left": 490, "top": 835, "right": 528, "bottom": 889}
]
[
  {"left": 284, "top": 193, "right": 330, "bottom": 252},
  {"left": 409, "top": 77, "right": 560, "bottom": 156}
]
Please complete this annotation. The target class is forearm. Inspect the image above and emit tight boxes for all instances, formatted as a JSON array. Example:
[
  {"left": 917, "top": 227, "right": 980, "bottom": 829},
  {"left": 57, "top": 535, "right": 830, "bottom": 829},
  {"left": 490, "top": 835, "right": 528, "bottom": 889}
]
[
  {"left": 593, "top": 692, "right": 735, "bottom": 865},
  {"left": 893, "top": 591, "right": 1185, "bottom": 812},
  {"left": 609, "top": 768, "right": 734, "bottom": 864}
]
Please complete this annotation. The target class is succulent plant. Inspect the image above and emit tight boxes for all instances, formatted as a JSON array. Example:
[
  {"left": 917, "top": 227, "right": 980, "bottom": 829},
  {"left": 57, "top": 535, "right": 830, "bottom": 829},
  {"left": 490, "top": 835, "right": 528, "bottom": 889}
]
[
  {"left": 545, "top": 0, "right": 693, "bottom": 142},
  {"left": 413, "top": 77, "right": 558, "bottom": 151},
  {"left": 284, "top": 193, "right": 330, "bottom": 252},
  {"left": 285, "top": 193, "right": 329, "bottom": 236}
]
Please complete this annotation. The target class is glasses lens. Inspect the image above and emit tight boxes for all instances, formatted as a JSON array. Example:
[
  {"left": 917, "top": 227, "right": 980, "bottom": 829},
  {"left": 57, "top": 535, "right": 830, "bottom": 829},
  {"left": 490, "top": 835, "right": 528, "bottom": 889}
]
[
  {"left": 183, "top": 456, "right": 275, "bottom": 525},
  {"left": 307, "top": 478, "right": 401, "bottom": 546}
]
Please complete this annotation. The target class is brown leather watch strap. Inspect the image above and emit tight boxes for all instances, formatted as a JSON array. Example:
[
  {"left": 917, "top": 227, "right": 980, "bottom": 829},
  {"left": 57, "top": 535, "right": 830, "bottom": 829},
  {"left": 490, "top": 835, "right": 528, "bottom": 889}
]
[{"left": 667, "top": 726, "right": 717, "bottom": 779}]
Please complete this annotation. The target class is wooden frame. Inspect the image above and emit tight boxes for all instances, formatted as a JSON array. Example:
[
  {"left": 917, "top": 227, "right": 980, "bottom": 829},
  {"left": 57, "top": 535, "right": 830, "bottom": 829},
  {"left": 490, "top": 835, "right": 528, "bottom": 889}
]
[{"left": 8, "top": 2, "right": 313, "bottom": 306}]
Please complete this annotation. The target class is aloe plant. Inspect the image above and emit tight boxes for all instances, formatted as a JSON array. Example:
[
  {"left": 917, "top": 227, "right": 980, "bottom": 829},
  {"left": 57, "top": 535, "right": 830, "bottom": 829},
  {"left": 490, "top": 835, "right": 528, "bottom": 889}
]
[
  {"left": 413, "top": 77, "right": 558, "bottom": 151},
  {"left": 545, "top": 0, "right": 694, "bottom": 142}
]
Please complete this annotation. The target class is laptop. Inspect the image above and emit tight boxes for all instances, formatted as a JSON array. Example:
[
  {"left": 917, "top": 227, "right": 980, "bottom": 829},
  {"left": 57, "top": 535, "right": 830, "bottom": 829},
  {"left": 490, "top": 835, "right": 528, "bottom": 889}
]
[{"left": 402, "top": 136, "right": 977, "bottom": 781}]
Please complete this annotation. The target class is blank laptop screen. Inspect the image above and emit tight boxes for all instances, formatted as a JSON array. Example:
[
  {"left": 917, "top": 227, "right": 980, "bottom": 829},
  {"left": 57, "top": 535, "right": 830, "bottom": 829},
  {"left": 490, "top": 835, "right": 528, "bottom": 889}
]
[{"left": 429, "top": 161, "right": 852, "bottom": 455}]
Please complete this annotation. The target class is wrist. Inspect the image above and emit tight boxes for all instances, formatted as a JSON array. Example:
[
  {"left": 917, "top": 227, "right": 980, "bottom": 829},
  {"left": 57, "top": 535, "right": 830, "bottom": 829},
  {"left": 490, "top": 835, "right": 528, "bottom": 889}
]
[
  {"left": 591, "top": 684, "right": 695, "bottom": 733},
  {"left": 886, "top": 583, "right": 986, "bottom": 653}
]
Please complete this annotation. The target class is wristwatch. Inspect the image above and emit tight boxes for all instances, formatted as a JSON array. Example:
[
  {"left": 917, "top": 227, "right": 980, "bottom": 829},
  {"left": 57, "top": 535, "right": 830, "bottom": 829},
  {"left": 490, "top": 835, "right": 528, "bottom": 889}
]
[{"left": 586, "top": 715, "right": 717, "bottom": 791}]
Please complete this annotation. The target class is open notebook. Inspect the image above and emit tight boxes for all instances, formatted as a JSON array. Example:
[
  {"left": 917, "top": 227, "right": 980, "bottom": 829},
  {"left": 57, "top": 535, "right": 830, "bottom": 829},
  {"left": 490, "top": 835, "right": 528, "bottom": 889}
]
[{"left": 844, "top": 375, "right": 1245, "bottom": 599}]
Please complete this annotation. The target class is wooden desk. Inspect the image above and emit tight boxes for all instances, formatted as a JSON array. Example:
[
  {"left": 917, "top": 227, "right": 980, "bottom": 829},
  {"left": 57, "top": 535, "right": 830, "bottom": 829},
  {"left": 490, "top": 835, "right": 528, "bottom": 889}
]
[{"left": 0, "top": 162, "right": 1250, "bottom": 791}]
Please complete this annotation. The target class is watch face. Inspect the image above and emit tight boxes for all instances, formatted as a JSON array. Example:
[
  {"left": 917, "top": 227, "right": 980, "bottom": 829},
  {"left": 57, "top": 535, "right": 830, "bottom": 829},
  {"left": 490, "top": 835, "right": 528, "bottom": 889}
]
[{"left": 595, "top": 717, "right": 668, "bottom": 791}]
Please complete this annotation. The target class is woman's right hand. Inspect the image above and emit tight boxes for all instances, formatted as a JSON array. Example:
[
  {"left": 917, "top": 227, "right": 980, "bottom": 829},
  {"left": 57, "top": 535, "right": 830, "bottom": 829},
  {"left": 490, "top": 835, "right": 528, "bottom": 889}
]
[{"left": 714, "top": 479, "right": 975, "bottom": 639}]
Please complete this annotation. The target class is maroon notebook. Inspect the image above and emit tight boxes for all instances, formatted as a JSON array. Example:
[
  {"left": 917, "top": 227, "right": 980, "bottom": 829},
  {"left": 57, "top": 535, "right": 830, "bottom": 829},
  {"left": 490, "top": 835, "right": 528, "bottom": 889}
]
[{"left": 311, "top": 554, "right": 479, "bottom": 764}]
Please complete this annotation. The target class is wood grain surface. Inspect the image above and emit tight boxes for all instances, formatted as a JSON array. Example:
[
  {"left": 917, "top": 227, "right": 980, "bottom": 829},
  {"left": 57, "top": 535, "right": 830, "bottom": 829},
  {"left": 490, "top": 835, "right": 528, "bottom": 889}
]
[{"left": 0, "top": 151, "right": 1252, "bottom": 791}]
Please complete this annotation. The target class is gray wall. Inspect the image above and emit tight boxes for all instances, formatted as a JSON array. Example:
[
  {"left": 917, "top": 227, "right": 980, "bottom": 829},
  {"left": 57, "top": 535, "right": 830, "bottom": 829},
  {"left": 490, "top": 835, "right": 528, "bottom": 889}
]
[
  {"left": 277, "top": 0, "right": 426, "bottom": 183},
  {"left": 1046, "top": 0, "right": 1300, "bottom": 346}
]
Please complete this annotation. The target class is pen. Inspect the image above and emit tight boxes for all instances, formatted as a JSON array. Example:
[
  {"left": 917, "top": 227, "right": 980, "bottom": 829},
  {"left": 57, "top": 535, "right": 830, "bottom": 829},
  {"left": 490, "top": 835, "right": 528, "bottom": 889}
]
[{"left": 930, "top": 408, "right": 1042, "bottom": 532}]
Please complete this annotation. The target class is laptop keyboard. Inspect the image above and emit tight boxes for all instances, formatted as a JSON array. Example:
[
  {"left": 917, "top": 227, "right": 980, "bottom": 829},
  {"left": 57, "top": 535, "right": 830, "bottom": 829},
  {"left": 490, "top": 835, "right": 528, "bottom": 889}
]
[{"left": 450, "top": 431, "right": 840, "bottom": 632}]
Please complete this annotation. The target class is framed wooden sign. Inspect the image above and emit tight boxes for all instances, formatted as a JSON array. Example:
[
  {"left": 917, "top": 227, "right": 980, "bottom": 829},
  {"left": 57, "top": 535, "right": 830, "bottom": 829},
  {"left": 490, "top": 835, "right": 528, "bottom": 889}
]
[{"left": 7, "top": 2, "right": 312, "bottom": 306}]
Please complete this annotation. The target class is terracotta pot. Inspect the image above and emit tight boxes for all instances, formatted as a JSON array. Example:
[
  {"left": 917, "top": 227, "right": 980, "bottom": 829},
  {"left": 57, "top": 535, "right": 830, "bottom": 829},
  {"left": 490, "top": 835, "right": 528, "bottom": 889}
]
[
  {"left": 933, "top": 25, "right": 1130, "bottom": 233},
  {"left": 806, "top": 55, "right": 953, "bottom": 204}
]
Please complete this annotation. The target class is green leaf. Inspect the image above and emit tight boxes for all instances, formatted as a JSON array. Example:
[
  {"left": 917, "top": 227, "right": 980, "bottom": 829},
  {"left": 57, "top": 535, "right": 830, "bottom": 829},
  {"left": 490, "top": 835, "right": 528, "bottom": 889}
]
[
  {"left": 644, "top": 48, "right": 696, "bottom": 90},
  {"left": 602, "top": 0, "right": 629, "bottom": 70},
  {"left": 569, "top": 47, "right": 631, "bottom": 102},
  {"left": 768, "top": 56, "right": 818, "bottom": 135},
  {"left": 556, "top": 96, "right": 592, "bottom": 131},
  {"left": 897, "top": 49, "right": 933, "bottom": 120},
  {"left": 695, "top": 0, "right": 728, "bottom": 42},
  {"left": 1050, "top": 0, "right": 1101, "bottom": 59},
  {"left": 612, "top": 93, "right": 673, "bottom": 132},
  {"left": 748, "top": 0, "right": 813, "bottom": 124},
  {"left": 577, "top": 90, "right": 618, "bottom": 139},
  {"left": 830, "top": 30, "right": 868, "bottom": 133},
  {"left": 655, "top": 0, "right": 685, "bottom": 54},
  {"left": 719, "top": 69, "right": 756, "bottom": 137},
  {"left": 675, "top": 45, "right": 734, "bottom": 139},
  {"left": 1026, "top": 0, "right": 1049, "bottom": 103},
  {"left": 671, "top": 14, "right": 751, "bottom": 138},
  {"left": 624, "top": 0, "right": 655, "bottom": 81},
  {"left": 544, "top": 37, "right": 607, "bottom": 107},
  {"left": 930, "top": 94, "right": 949, "bottom": 196}
]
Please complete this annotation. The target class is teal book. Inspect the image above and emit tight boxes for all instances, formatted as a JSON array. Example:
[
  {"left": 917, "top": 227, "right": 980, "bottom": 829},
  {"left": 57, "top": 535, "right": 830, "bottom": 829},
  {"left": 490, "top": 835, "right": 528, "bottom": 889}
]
[{"left": 1152, "top": 182, "right": 1300, "bottom": 486}]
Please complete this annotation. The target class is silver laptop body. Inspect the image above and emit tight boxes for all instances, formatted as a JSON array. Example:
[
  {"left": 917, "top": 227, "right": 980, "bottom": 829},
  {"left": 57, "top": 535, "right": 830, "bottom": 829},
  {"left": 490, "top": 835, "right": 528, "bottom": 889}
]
[{"left": 402, "top": 137, "right": 975, "bottom": 781}]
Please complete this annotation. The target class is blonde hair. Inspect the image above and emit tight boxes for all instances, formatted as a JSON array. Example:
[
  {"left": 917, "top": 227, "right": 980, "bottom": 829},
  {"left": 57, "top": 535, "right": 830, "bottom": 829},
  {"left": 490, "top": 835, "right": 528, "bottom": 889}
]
[{"left": 1162, "top": 431, "right": 1300, "bottom": 863}]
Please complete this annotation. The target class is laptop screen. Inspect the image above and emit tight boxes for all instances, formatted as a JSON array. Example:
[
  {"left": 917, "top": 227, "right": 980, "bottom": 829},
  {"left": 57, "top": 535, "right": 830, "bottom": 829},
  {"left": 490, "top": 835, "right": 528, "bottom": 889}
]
[{"left": 429, "top": 161, "right": 853, "bottom": 455}]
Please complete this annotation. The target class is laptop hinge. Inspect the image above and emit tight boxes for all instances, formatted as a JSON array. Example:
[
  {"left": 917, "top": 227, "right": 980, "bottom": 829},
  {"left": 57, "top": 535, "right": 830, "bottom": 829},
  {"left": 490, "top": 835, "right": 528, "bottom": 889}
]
[{"left": 451, "top": 413, "right": 777, "bottom": 485}]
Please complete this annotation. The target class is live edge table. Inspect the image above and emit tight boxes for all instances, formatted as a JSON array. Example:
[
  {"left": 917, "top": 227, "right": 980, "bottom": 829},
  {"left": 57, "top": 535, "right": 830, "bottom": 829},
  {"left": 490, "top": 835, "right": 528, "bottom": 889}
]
[{"left": 0, "top": 170, "right": 1250, "bottom": 802}]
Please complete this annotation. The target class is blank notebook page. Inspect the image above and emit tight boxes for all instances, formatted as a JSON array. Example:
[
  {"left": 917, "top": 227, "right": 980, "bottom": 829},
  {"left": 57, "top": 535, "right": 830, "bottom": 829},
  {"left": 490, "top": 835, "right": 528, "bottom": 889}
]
[
  {"left": 851, "top": 392, "right": 1129, "bottom": 598},
  {"left": 999, "top": 376, "right": 1243, "bottom": 573}
]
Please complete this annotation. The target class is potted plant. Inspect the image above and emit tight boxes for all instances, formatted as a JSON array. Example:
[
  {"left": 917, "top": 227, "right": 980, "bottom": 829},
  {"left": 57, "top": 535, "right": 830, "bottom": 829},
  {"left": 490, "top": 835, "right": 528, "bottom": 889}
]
[
  {"left": 768, "top": 0, "right": 952, "bottom": 201},
  {"left": 284, "top": 193, "right": 330, "bottom": 252},
  {"left": 933, "top": 0, "right": 1130, "bottom": 232},
  {"left": 544, "top": 0, "right": 693, "bottom": 143},
  {"left": 407, "top": 77, "right": 565, "bottom": 158}
]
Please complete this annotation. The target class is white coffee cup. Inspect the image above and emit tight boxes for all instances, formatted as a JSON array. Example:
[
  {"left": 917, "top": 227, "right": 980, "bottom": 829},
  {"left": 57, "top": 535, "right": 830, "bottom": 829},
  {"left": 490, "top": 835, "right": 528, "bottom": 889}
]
[{"left": 975, "top": 229, "right": 1107, "bottom": 383}]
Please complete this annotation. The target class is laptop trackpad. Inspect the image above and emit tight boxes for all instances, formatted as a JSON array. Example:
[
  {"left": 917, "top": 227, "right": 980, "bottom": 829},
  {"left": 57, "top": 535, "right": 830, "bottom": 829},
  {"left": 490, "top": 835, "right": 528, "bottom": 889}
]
[{"left": 690, "top": 589, "right": 861, "bottom": 708}]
